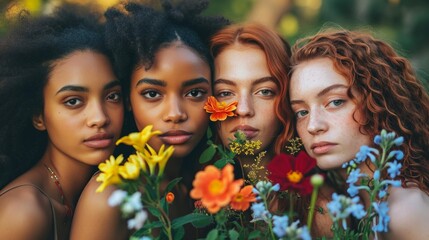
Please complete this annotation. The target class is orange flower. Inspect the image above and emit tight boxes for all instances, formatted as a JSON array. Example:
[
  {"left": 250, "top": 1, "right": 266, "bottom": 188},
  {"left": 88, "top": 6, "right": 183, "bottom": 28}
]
[
  {"left": 203, "top": 96, "right": 237, "bottom": 121},
  {"left": 190, "top": 164, "right": 243, "bottom": 214},
  {"left": 166, "top": 192, "right": 175, "bottom": 204},
  {"left": 230, "top": 185, "right": 257, "bottom": 211}
]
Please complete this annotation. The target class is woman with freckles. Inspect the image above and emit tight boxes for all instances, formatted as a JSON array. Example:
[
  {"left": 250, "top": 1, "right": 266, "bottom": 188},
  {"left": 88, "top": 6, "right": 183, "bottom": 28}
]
[
  {"left": 0, "top": 4, "right": 124, "bottom": 240},
  {"left": 289, "top": 29, "right": 429, "bottom": 239},
  {"left": 70, "top": 1, "right": 229, "bottom": 239},
  {"left": 210, "top": 23, "right": 293, "bottom": 182}
]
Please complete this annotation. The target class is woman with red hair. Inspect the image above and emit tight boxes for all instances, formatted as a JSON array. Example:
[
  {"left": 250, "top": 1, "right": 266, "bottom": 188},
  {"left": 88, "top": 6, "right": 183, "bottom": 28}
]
[
  {"left": 210, "top": 23, "right": 293, "bottom": 182},
  {"left": 289, "top": 29, "right": 429, "bottom": 238}
]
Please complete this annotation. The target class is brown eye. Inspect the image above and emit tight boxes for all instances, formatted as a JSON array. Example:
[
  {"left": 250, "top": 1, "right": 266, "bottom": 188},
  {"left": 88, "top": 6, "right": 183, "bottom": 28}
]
[{"left": 64, "top": 98, "right": 82, "bottom": 107}]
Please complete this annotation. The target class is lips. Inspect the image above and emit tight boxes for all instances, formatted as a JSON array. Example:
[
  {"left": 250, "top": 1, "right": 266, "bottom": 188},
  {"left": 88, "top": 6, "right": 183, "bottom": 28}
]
[
  {"left": 231, "top": 125, "right": 259, "bottom": 139},
  {"left": 310, "top": 141, "right": 337, "bottom": 154},
  {"left": 83, "top": 133, "right": 114, "bottom": 149},
  {"left": 158, "top": 130, "right": 192, "bottom": 145}
]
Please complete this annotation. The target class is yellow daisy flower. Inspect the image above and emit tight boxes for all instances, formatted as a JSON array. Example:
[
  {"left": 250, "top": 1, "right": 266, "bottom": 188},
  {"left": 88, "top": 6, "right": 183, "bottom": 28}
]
[
  {"left": 119, "top": 155, "right": 141, "bottom": 180},
  {"left": 141, "top": 144, "right": 174, "bottom": 176},
  {"left": 116, "top": 125, "right": 162, "bottom": 152},
  {"left": 96, "top": 155, "right": 124, "bottom": 193}
]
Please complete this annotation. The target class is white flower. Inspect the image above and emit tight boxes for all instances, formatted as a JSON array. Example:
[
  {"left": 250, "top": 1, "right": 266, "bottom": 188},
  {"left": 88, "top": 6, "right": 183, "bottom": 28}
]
[
  {"left": 108, "top": 189, "right": 128, "bottom": 207},
  {"left": 128, "top": 191, "right": 143, "bottom": 211},
  {"left": 127, "top": 210, "right": 148, "bottom": 230}
]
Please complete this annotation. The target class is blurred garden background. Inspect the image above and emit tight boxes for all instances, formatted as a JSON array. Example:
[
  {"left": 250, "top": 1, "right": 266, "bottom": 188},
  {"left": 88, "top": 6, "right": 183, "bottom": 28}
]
[{"left": 1, "top": 0, "right": 428, "bottom": 89}]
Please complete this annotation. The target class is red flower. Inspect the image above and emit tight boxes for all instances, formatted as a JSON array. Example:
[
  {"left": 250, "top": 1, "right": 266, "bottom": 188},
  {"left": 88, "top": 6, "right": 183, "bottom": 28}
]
[{"left": 267, "top": 151, "right": 317, "bottom": 196}]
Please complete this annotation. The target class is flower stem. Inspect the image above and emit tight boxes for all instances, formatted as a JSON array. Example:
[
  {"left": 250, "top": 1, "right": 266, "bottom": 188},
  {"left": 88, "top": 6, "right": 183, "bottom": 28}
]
[{"left": 307, "top": 185, "right": 320, "bottom": 230}]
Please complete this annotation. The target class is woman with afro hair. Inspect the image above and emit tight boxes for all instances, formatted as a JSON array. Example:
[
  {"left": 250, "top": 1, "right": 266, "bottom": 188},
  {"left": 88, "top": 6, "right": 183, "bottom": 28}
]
[
  {"left": 0, "top": 3, "right": 124, "bottom": 240},
  {"left": 70, "top": 0, "right": 229, "bottom": 239}
]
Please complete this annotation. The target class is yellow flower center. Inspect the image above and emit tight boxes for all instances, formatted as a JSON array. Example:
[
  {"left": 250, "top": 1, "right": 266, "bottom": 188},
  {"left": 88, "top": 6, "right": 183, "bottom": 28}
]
[
  {"left": 287, "top": 170, "right": 303, "bottom": 183},
  {"left": 209, "top": 179, "right": 225, "bottom": 195},
  {"left": 233, "top": 194, "right": 243, "bottom": 203}
]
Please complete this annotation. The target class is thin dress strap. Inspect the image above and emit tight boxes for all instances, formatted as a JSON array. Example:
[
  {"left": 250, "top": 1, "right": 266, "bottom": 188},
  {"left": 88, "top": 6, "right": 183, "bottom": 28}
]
[{"left": 0, "top": 184, "right": 59, "bottom": 240}]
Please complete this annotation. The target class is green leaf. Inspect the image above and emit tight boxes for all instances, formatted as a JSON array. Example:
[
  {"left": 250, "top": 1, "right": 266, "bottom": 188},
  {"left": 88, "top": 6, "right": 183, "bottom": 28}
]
[
  {"left": 206, "top": 229, "right": 219, "bottom": 240},
  {"left": 214, "top": 158, "right": 228, "bottom": 168},
  {"left": 164, "top": 177, "right": 182, "bottom": 194},
  {"left": 173, "top": 226, "right": 185, "bottom": 240},
  {"left": 191, "top": 214, "right": 214, "bottom": 228},
  {"left": 228, "top": 229, "right": 239, "bottom": 240},
  {"left": 248, "top": 230, "right": 261, "bottom": 239},
  {"left": 172, "top": 213, "right": 213, "bottom": 228},
  {"left": 207, "top": 127, "right": 213, "bottom": 139},
  {"left": 146, "top": 206, "right": 161, "bottom": 217},
  {"left": 199, "top": 145, "right": 216, "bottom": 164}
]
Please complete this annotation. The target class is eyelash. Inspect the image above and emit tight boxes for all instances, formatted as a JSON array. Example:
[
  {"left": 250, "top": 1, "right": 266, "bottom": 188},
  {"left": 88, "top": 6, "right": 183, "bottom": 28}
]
[
  {"left": 256, "top": 88, "right": 275, "bottom": 97},
  {"left": 64, "top": 98, "right": 83, "bottom": 107},
  {"left": 185, "top": 88, "right": 208, "bottom": 99},
  {"left": 294, "top": 99, "right": 346, "bottom": 119},
  {"left": 141, "top": 90, "right": 161, "bottom": 99},
  {"left": 216, "top": 91, "right": 233, "bottom": 98},
  {"left": 327, "top": 99, "right": 345, "bottom": 108}
]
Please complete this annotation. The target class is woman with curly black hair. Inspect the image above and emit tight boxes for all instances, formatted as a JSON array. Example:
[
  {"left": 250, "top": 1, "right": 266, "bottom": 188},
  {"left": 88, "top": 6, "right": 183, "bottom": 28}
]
[
  {"left": 0, "top": 4, "right": 124, "bottom": 240},
  {"left": 70, "top": 1, "right": 229, "bottom": 239}
]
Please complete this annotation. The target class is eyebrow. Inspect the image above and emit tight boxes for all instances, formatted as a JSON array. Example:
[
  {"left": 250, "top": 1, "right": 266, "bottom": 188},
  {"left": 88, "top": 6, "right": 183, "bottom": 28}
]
[
  {"left": 290, "top": 84, "right": 348, "bottom": 105},
  {"left": 214, "top": 76, "right": 275, "bottom": 86},
  {"left": 55, "top": 79, "right": 120, "bottom": 95},
  {"left": 182, "top": 77, "right": 210, "bottom": 87},
  {"left": 136, "top": 77, "right": 209, "bottom": 88},
  {"left": 136, "top": 78, "right": 166, "bottom": 87}
]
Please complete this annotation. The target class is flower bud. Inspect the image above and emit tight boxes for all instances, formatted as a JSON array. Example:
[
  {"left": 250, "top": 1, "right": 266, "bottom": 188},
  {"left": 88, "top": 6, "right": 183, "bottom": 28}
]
[
  {"left": 310, "top": 174, "right": 324, "bottom": 187},
  {"left": 166, "top": 192, "right": 175, "bottom": 204}
]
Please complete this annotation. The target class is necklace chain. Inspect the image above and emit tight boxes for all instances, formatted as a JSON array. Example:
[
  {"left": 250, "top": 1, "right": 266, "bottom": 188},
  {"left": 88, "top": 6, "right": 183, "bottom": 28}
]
[{"left": 43, "top": 164, "right": 73, "bottom": 218}]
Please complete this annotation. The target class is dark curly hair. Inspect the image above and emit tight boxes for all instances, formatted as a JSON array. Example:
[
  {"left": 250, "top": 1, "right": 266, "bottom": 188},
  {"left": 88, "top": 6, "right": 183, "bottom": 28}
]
[
  {"left": 104, "top": 0, "right": 229, "bottom": 187},
  {"left": 104, "top": 0, "right": 230, "bottom": 98},
  {"left": 0, "top": 4, "right": 110, "bottom": 188},
  {"left": 290, "top": 29, "right": 429, "bottom": 194}
]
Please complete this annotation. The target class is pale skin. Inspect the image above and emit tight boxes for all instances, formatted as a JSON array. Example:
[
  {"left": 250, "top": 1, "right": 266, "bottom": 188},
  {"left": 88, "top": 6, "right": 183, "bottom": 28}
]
[
  {"left": 290, "top": 57, "right": 429, "bottom": 239},
  {"left": 70, "top": 42, "right": 211, "bottom": 240},
  {"left": 214, "top": 43, "right": 281, "bottom": 171},
  {"left": 0, "top": 50, "right": 124, "bottom": 240}
]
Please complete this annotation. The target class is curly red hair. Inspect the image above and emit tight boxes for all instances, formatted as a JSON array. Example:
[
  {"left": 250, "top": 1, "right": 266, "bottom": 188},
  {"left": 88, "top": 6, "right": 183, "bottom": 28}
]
[
  {"left": 290, "top": 30, "right": 429, "bottom": 193},
  {"left": 210, "top": 23, "right": 293, "bottom": 154}
]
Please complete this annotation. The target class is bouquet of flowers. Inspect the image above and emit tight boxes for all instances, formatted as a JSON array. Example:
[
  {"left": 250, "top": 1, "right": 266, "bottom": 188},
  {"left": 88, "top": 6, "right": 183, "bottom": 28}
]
[{"left": 95, "top": 96, "right": 404, "bottom": 240}]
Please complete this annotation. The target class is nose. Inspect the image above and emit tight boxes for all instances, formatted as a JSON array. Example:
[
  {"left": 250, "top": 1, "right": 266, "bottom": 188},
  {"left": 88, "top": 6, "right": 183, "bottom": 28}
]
[
  {"left": 307, "top": 108, "right": 327, "bottom": 135},
  {"left": 235, "top": 93, "right": 255, "bottom": 117},
  {"left": 162, "top": 96, "right": 187, "bottom": 123},
  {"left": 86, "top": 100, "right": 110, "bottom": 128}
]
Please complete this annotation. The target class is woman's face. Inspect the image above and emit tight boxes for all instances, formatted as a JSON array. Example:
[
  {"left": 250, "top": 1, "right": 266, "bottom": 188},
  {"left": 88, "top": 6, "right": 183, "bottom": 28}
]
[
  {"left": 289, "top": 57, "right": 372, "bottom": 170},
  {"left": 130, "top": 45, "right": 211, "bottom": 158},
  {"left": 37, "top": 51, "right": 124, "bottom": 166},
  {"left": 214, "top": 44, "right": 281, "bottom": 154}
]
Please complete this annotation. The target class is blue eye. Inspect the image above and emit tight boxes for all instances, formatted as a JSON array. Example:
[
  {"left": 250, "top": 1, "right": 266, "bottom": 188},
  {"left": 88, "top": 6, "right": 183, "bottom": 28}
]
[
  {"left": 295, "top": 110, "right": 308, "bottom": 119},
  {"left": 329, "top": 99, "right": 345, "bottom": 107},
  {"left": 257, "top": 89, "right": 274, "bottom": 96}
]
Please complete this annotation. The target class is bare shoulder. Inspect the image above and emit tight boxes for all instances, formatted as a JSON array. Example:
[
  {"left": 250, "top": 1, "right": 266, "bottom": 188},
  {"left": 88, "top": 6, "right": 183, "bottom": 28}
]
[
  {"left": 383, "top": 187, "right": 429, "bottom": 239},
  {"left": 70, "top": 174, "right": 129, "bottom": 240},
  {"left": 0, "top": 185, "right": 53, "bottom": 239}
]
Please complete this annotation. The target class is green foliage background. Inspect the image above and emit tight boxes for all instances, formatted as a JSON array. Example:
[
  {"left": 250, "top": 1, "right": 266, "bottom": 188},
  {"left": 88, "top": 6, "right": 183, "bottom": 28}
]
[{"left": 1, "top": 0, "right": 428, "bottom": 89}]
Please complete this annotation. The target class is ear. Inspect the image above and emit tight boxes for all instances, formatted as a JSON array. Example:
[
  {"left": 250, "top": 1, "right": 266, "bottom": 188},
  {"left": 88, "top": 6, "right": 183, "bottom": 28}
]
[{"left": 32, "top": 114, "right": 46, "bottom": 131}]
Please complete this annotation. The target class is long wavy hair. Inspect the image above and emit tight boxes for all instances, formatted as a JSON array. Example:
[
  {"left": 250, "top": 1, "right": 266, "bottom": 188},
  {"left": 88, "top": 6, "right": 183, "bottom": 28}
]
[
  {"left": 210, "top": 23, "right": 293, "bottom": 154},
  {"left": 290, "top": 30, "right": 429, "bottom": 194}
]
